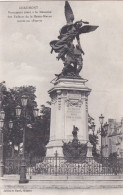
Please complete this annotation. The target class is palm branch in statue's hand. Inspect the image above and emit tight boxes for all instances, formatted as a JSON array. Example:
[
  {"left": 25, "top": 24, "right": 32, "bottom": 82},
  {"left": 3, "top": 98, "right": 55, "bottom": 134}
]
[
  {"left": 64, "top": 1, "right": 98, "bottom": 35},
  {"left": 64, "top": 1, "right": 74, "bottom": 24}
]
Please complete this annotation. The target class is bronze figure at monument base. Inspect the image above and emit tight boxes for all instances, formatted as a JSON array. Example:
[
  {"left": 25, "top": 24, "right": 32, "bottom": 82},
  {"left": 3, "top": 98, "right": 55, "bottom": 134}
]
[{"left": 62, "top": 126, "right": 88, "bottom": 163}]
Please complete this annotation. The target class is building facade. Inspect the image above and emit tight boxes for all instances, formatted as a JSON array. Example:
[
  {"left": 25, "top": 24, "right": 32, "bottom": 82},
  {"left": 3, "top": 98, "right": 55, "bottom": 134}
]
[{"left": 102, "top": 118, "right": 123, "bottom": 158}]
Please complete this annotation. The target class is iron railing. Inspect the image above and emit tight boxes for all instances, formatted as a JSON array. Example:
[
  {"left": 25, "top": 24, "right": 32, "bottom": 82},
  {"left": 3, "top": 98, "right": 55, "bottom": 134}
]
[{"left": 4, "top": 152, "right": 123, "bottom": 177}]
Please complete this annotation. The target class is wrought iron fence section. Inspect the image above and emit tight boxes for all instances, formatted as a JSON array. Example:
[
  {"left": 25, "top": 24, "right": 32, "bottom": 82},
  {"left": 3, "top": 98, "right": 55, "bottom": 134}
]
[
  {"left": 4, "top": 155, "right": 123, "bottom": 176},
  {"left": 26, "top": 156, "right": 57, "bottom": 176},
  {"left": 4, "top": 158, "right": 21, "bottom": 174}
]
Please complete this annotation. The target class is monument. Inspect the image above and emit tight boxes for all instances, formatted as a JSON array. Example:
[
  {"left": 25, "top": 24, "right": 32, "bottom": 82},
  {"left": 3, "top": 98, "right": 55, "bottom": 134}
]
[{"left": 46, "top": 1, "right": 98, "bottom": 157}]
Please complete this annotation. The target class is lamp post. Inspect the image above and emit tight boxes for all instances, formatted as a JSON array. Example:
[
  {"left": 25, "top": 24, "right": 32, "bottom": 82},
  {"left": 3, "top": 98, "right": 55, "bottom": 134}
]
[
  {"left": 99, "top": 114, "right": 109, "bottom": 160},
  {"left": 8, "top": 120, "right": 14, "bottom": 157},
  {"left": 91, "top": 122, "right": 96, "bottom": 135},
  {"left": 99, "top": 114, "right": 104, "bottom": 161},
  {"left": 16, "top": 95, "right": 28, "bottom": 183},
  {"left": 103, "top": 122, "right": 109, "bottom": 157},
  {"left": 16, "top": 96, "right": 39, "bottom": 184}
]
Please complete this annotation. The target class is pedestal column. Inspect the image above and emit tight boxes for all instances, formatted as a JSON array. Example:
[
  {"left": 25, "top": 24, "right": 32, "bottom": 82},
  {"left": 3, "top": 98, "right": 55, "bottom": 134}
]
[{"left": 46, "top": 78, "right": 91, "bottom": 156}]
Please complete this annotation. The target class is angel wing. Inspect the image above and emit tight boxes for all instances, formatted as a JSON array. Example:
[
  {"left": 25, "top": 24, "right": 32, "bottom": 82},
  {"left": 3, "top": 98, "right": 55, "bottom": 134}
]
[
  {"left": 78, "top": 25, "right": 99, "bottom": 34},
  {"left": 64, "top": 1, "right": 74, "bottom": 24}
]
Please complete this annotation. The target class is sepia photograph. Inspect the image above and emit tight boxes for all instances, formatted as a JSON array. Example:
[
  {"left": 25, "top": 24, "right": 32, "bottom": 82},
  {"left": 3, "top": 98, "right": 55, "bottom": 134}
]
[{"left": 0, "top": 0, "right": 123, "bottom": 193}]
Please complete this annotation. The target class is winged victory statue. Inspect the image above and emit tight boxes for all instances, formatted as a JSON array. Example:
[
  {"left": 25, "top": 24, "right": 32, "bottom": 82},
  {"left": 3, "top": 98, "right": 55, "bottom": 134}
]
[{"left": 50, "top": 1, "right": 99, "bottom": 78}]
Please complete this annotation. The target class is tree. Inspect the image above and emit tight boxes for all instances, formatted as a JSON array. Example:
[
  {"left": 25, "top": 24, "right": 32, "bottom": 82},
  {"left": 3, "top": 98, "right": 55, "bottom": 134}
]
[
  {"left": 1, "top": 85, "right": 42, "bottom": 157},
  {"left": 1, "top": 84, "right": 52, "bottom": 158},
  {"left": 88, "top": 114, "right": 99, "bottom": 158},
  {"left": 0, "top": 82, "right": 15, "bottom": 158},
  {"left": 23, "top": 102, "right": 51, "bottom": 157},
  {"left": 89, "top": 134, "right": 99, "bottom": 157},
  {"left": 40, "top": 104, "right": 51, "bottom": 145}
]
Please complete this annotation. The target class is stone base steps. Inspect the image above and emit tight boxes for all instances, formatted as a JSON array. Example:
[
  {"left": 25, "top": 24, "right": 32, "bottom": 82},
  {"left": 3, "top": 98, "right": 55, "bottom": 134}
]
[
  {"left": 2, "top": 174, "right": 123, "bottom": 181},
  {"left": 1, "top": 180, "right": 123, "bottom": 189},
  {"left": 1, "top": 174, "right": 123, "bottom": 189},
  {"left": 29, "top": 174, "right": 123, "bottom": 181}
]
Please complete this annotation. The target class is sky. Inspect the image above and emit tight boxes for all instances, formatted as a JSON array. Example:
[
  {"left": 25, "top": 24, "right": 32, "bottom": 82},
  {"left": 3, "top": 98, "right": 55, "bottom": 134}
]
[{"left": 0, "top": 1, "right": 123, "bottom": 128}]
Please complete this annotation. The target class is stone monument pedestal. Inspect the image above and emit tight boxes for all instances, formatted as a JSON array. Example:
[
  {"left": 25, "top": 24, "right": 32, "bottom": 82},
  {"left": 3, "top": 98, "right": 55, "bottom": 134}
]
[{"left": 46, "top": 77, "right": 91, "bottom": 157}]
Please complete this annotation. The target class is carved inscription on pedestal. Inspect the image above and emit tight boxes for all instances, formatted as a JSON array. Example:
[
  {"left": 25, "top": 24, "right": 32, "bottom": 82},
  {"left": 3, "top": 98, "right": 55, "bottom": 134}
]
[{"left": 65, "top": 98, "right": 83, "bottom": 121}]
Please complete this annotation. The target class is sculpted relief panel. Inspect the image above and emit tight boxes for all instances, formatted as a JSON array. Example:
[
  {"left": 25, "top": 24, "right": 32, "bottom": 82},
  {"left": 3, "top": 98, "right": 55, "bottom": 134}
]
[{"left": 65, "top": 90, "right": 83, "bottom": 122}]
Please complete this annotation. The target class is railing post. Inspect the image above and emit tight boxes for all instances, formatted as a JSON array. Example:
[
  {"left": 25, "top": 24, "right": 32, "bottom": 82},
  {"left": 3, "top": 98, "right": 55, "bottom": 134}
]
[
  {"left": 114, "top": 157, "right": 117, "bottom": 175},
  {"left": 55, "top": 151, "right": 58, "bottom": 176}
]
